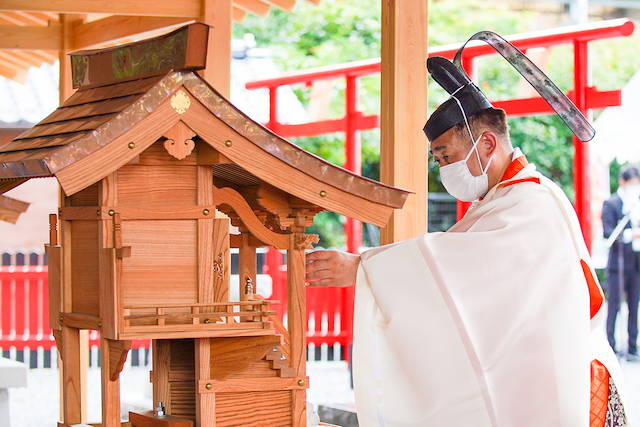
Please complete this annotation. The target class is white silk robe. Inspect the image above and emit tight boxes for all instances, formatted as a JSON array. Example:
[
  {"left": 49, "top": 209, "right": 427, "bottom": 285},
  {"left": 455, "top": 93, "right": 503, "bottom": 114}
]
[{"left": 353, "top": 159, "right": 624, "bottom": 427}]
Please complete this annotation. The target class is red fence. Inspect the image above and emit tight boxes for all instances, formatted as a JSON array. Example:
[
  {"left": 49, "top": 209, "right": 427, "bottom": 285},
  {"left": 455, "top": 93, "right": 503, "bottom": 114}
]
[
  {"left": 0, "top": 266, "right": 54, "bottom": 351},
  {"left": 0, "top": 261, "right": 351, "bottom": 364},
  {"left": 265, "top": 250, "right": 353, "bottom": 360}
]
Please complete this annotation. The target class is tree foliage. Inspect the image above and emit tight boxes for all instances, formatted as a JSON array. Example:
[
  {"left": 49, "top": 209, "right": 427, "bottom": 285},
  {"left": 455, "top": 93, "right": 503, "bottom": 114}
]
[{"left": 233, "top": 0, "right": 640, "bottom": 246}]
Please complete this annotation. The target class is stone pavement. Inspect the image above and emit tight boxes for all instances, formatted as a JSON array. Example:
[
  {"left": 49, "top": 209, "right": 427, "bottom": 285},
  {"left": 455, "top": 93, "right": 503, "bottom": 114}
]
[{"left": 7, "top": 303, "right": 640, "bottom": 427}]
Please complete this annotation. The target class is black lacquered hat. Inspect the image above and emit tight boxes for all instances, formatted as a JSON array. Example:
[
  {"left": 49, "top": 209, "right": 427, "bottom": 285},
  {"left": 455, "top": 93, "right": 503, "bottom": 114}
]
[{"left": 424, "top": 31, "right": 595, "bottom": 143}]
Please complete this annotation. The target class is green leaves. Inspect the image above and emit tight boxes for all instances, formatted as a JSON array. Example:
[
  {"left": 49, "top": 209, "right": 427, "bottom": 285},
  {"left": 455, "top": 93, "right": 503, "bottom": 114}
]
[{"left": 234, "top": 0, "right": 639, "bottom": 237}]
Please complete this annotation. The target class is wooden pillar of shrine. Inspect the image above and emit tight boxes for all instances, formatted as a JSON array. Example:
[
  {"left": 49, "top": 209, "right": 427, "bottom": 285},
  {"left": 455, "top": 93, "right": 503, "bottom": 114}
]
[
  {"left": 100, "top": 338, "right": 130, "bottom": 427},
  {"left": 59, "top": 325, "right": 83, "bottom": 424},
  {"left": 57, "top": 13, "right": 90, "bottom": 424},
  {"left": 195, "top": 338, "right": 214, "bottom": 427},
  {"left": 238, "top": 231, "right": 257, "bottom": 301},
  {"left": 380, "top": 0, "right": 429, "bottom": 244},
  {"left": 287, "top": 214, "right": 309, "bottom": 426}
]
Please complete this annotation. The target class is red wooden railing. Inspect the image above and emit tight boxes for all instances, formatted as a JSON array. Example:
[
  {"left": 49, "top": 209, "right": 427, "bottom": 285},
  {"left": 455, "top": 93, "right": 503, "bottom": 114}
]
[
  {"left": 265, "top": 251, "right": 352, "bottom": 358},
  {"left": 0, "top": 266, "right": 54, "bottom": 351},
  {"left": 0, "top": 263, "right": 351, "bottom": 364},
  {"left": 0, "top": 266, "right": 148, "bottom": 363}
]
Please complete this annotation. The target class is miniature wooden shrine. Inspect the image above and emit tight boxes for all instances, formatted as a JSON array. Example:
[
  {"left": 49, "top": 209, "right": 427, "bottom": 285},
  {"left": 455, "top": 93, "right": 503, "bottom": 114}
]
[{"left": 0, "top": 24, "right": 409, "bottom": 427}]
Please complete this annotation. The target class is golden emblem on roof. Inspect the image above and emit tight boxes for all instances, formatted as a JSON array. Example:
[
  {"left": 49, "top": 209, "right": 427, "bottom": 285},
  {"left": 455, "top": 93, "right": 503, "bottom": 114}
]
[{"left": 171, "top": 90, "right": 191, "bottom": 114}]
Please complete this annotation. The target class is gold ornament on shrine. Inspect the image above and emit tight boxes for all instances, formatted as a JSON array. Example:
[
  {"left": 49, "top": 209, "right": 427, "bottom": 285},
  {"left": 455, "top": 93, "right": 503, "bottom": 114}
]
[{"left": 170, "top": 90, "right": 191, "bottom": 114}]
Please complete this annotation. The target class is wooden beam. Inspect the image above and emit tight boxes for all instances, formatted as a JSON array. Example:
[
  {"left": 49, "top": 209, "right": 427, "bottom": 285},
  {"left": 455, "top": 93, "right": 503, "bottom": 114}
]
[
  {"left": 0, "top": 50, "right": 45, "bottom": 68},
  {"left": 0, "top": 51, "right": 34, "bottom": 69},
  {"left": 0, "top": 23, "right": 60, "bottom": 49},
  {"left": 380, "top": 0, "right": 428, "bottom": 244},
  {"left": 233, "top": 0, "right": 271, "bottom": 16},
  {"left": 199, "top": 0, "right": 232, "bottom": 97},
  {"left": 72, "top": 15, "right": 193, "bottom": 50},
  {"left": 14, "top": 50, "right": 49, "bottom": 66},
  {"left": 29, "top": 49, "right": 57, "bottom": 63},
  {"left": 0, "top": 66, "right": 23, "bottom": 80},
  {"left": 261, "top": 0, "right": 296, "bottom": 11},
  {"left": 0, "top": 1, "right": 201, "bottom": 18},
  {"left": 0, "top": 11, "right": 46, "bottom": 25},
  {"left": 232, "top": 7, "right": 247, "bottom": 22},
  {"left": 0, "top": 58, "right": 26, "bottom": 81},
  {"left": 17, "top": 11, "right": 55, "bottom": 25}
]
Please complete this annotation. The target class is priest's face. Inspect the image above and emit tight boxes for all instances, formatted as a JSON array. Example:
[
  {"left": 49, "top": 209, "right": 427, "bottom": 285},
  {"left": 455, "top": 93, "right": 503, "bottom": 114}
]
[{"left": 429, "top": 127, "right": 490, "bottom": 177}]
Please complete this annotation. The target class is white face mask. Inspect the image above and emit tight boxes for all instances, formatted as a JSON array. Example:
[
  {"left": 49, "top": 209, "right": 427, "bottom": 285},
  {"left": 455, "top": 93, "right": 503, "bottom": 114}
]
[
  {"left": 440, "top": 133, "right": 494, "bottom": 201},
  {"left": 438, "top": 93, "right": 495, "bottom": 202}
]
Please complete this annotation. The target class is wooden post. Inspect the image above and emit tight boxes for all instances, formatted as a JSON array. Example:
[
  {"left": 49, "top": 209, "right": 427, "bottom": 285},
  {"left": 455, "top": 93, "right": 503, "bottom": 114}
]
[
  {"left": 199, "top": 0, "right": 232, "bottom": 97},
  {"left": 60, "top": 326, "right": 83, "bottom": 424},
  {"left": 287, "top": 224, "right": 307, "bottom": 426},
  {"left": 195, "top": 338, "right": 215, "bottom": 427},
  {"left": 59, "top": 14, "right": 83, "bottom": 102},
  {"left": 380, "top": 0, "right": 428, "bottom": 244},
  {"left": 101, "top": 338, "right": 129, "bottom": 427},
  {"left": 152, "top": 340, "right": 171, "bottom": 414},
  {"left": 59, "top": 13, "right": 90, "bottom": 424},
  {"left": 198, "top": 166, "right": 216, "bottom": 308},
  {"left": 238, "top": 231, "right": 257, "bottom": 301},
  {"left": 99, "top": 174, "right": 118, "bottom": 339}
]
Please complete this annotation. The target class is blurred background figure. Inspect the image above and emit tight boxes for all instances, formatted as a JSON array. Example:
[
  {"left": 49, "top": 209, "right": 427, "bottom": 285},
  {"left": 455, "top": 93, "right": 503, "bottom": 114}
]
[{"left": 602, "top": 164, "right": 640, "bottom": 361}]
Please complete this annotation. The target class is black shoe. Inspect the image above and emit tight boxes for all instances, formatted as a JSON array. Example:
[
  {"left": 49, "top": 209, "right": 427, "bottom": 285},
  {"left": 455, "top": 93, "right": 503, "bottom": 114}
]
[{"left": 626, "top": 352, "right": 640, "bottom": 362}]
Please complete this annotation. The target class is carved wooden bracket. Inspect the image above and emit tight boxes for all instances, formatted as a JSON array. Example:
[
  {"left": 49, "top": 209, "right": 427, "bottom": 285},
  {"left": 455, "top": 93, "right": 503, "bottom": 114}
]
[
  {"left": 52, "top": 329, "right": 63, "bottom": 362},
  {"left": 106, "top": 339, "right": 132, "bottom": 381},
  {"left": 163, "top": 121, "right": 197, "bottom": 160},
  {"left": 212, "top": 185, "right": 289, "bottom": 249},
  {"left": 255, "top": 184, "right": 321, "bottom": 230},
  {"left": 294, "top": 233, "right": 319, "bottom": 250}
]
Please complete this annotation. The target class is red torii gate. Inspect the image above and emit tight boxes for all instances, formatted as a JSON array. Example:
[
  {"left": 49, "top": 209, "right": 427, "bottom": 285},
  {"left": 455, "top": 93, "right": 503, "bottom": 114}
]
[{"left": 248, "top": 18, "right": 635, "bottom": 254}]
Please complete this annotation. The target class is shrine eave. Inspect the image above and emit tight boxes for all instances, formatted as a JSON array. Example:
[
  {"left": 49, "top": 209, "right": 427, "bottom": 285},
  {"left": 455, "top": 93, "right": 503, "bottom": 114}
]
[{"left": 0, "top": 70, "right": 410, "bottom": 225}]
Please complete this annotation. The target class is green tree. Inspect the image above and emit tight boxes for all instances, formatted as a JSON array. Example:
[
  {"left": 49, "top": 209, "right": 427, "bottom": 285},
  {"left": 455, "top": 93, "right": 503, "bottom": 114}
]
[{"left": 234, "top": 0, "right": 640, "bottom": 244}]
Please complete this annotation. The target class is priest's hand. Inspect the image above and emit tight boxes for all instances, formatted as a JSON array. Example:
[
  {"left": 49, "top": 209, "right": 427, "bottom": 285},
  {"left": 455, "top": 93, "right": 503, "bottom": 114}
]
[{"left": 305, "top": 250, "right": 360, "bottom": 287}]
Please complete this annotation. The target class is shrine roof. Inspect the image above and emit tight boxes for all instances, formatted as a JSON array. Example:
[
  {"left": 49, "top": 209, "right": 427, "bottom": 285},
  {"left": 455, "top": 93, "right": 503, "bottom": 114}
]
[
  {"left": 0, "top": 70, "right": 410, "bottom": 213},
  {"left": 0, "top": 22, "right": 409, "bottom": 223}
]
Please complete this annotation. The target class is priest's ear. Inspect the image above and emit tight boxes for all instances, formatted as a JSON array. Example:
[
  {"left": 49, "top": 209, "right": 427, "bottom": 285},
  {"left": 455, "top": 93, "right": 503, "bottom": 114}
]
[{"left": 478, "top": 130, "right": 498, "bottom": 157}]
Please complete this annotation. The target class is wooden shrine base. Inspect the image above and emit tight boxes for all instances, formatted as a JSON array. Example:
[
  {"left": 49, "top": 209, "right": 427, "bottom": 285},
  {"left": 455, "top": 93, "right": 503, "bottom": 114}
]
[{"left": 129, "top": 411, "right": 193, "bottom": 427}]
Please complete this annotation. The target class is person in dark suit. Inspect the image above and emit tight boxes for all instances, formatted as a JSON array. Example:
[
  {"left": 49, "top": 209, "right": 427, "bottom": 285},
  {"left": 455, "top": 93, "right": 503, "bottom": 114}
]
[{"left": 602, "top": 164, "right": 640, "bottom": 361}]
